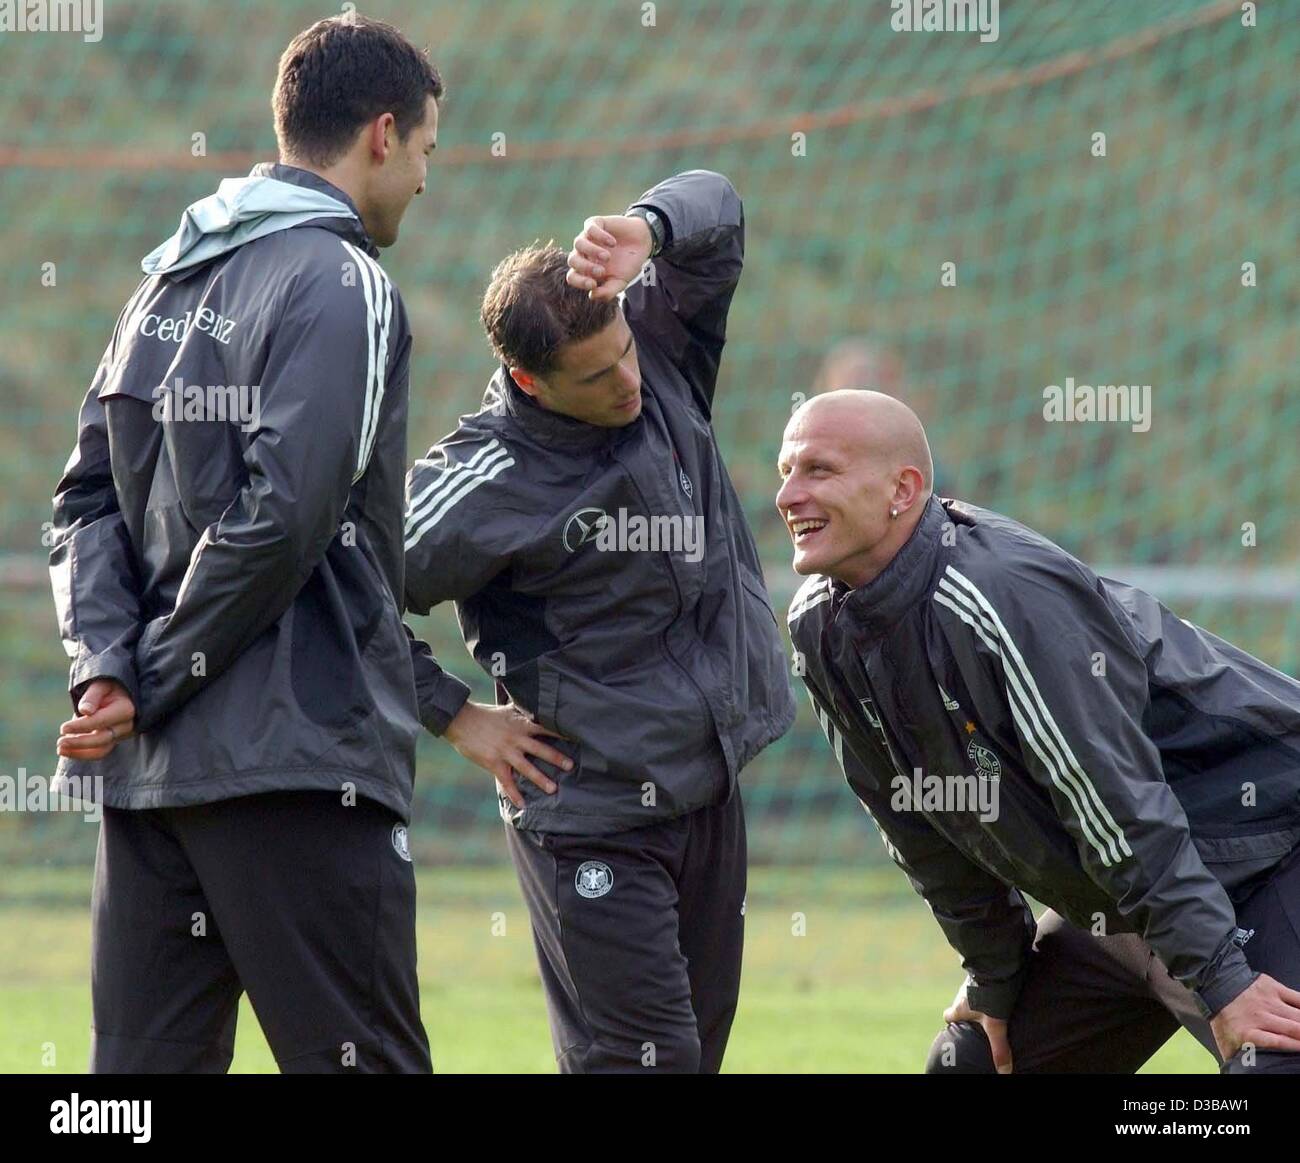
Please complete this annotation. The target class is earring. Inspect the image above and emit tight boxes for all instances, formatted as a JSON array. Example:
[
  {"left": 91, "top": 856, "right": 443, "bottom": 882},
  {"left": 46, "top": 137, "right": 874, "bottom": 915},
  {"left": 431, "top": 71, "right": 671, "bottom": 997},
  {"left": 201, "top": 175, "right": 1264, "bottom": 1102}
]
[{"left": 890, "top": 507, "right": 899, "bottom": 520}]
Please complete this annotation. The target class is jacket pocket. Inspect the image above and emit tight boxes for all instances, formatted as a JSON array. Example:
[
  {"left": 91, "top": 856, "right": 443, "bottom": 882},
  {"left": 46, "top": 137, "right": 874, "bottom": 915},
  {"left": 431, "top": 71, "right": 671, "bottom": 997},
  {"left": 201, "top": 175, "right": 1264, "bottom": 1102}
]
[
  {"left": 527, "top": 663, "right": 583, "bottom": 789},
  {"left": 536, "top": 660, "right": 562, "bottom": 733},
  {"left": 1195, "top": 827, "right": 1300, "bottom": 865},
  {"left": 529, "top": 734, "right": 583, "bottom": 789}
]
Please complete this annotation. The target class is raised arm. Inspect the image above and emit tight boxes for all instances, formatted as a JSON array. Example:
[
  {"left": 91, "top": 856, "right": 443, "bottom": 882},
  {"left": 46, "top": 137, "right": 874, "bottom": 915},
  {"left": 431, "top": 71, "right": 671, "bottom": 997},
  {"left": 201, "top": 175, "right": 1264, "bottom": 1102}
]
[{"left": 566, "top": 169, "right": 744, "bottom": 417}]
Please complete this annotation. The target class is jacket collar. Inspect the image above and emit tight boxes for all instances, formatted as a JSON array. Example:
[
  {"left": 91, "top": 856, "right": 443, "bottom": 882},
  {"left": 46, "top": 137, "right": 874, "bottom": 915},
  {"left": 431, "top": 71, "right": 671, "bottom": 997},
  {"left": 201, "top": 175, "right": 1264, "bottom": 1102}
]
[
  {"left": 485, "top": 364, "right": 628, "bottom": 454},
  {"left": 249, "top": 163, "right": 377, "bottom": 255},
  {"left": 833, "top": 493, "right": 948, "bottom": 641}
]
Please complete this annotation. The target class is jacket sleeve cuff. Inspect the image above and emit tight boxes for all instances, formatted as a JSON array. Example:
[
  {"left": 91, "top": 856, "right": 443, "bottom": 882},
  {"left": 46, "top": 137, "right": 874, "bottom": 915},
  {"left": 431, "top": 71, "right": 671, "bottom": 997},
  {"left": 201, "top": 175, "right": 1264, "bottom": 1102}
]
[
  {"left": 627, "top": 201, "right": 674, "bottom": 254},
  {"left": 69, "top": 647, "right": 140, "bottom": 714},
  {"left": 965, "top": 968, "right": 1028, "bottom": 1023},
  {"left": 418, "top": 671, "right": 472, "bottom": 737},
  {"left": 1194, "top": 941, "right": 1257, "bottom": 1019},
  {"left": 626, "top": 170, "right": 738, "bottom": 252}
]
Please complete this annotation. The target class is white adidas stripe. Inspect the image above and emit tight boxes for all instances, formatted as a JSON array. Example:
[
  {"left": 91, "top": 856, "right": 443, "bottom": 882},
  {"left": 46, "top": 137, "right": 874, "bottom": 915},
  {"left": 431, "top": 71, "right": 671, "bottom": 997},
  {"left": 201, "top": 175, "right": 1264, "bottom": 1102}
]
[
  {"left": 933, "top": 566, "right": 1131, "bottom": 867},
  {"left": 343, "top": 242, "right": 376, "bottom": 466},
  {"left": 793, "top": 575, "right": 830, "bottom": 602},
  {"left": 404, "top": 448, "right": 515, "bottom": 551},
  {"left": 407, "top": 444, "right": 511, "bottom": 529},
  {"left": 404, "top": 445, "right": 510, "bottom": 540},
  {"left": 932, "top": 585, "right": 1117, "bottom": 865},
  {"left": 366, "top": 274, "right": 392, "bottom": 471},
  {"left": 933, "top": 580, "right": 1119, "bottom": 865},
  {"left": 943, "top": 566, "right": 1131, "bottom": 863},
  {"left": 789, "top": 590, "right": 832, "bottom": 622},
  {"left": 350, "top": 244, "right": 392, "bottom": 473},
  {"left": 405, "top": 439, "right": 505, "bottom": 530},
  {"left": 341, "top": 241, "right": 379, "bottom": 482},
  {"left": 809, "top": 692, "right": 844, "bottom": 768},
  {"left": 788, "top": 577, "right": 832, "bottom": 622},
  {"left": 808, "top": 690, "right": 897, "bottom": 858}
]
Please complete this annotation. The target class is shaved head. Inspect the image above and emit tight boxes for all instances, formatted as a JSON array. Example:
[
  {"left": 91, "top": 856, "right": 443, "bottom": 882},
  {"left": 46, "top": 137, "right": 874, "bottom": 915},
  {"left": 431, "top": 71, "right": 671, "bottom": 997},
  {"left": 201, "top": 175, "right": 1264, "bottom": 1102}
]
[
  {"left": 776, "top": 390, "right": 934, "bottom": 587},
  {"left": 793, "top": 390, "right": 933, "bottom": 491}
]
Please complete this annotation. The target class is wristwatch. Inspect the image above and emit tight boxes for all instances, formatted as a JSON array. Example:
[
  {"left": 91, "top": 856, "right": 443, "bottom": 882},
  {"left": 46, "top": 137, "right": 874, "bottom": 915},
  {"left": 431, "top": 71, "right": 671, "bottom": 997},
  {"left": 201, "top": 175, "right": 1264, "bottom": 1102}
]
[{"left": 627, "top": 206, "right": 666, "bottom": 258}]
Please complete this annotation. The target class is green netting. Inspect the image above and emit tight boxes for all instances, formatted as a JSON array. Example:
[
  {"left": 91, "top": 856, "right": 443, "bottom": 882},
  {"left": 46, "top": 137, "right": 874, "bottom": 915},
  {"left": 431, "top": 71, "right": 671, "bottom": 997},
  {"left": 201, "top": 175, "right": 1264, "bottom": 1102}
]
[{"left": 2, "top": 0, "right": 1297, "bottom": 867}]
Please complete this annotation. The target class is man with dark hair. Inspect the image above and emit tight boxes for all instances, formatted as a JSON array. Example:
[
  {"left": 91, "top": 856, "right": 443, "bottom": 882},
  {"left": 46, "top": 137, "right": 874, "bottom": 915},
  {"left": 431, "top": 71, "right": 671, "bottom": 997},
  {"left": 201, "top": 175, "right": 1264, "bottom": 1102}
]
[
  {"left": 51, "top": 14, "right": 468, "bottom": 1073},
  {"left": 781, "top": 389, "right": 1300, "bottom": 1074},
  {"left": 474, "top": 243, "right": 630, "bottom": 426},
  {"left": 404, "top": 172, "right": 796, "bottom": 1072}
]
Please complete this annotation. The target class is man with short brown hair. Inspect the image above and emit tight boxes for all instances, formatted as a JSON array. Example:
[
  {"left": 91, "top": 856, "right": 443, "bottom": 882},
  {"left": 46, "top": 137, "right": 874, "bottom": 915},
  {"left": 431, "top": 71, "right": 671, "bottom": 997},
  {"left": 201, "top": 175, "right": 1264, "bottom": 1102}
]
[{"left": 405, "top": 171, "right": 796, "bottom": 1072}]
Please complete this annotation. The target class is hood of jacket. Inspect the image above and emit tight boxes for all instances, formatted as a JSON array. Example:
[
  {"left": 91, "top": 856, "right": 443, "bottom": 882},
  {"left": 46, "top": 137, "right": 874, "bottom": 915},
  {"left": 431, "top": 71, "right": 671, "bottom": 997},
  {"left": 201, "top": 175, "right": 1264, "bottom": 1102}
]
[{"left": 141, "top": 163, "right": 368, "bottom": 277}]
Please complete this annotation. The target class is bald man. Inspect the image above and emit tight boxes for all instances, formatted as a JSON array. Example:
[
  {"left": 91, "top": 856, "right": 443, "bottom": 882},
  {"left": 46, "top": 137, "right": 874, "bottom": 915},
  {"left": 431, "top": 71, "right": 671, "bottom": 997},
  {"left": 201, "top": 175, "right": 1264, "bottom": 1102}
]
[{"left": 779, "top": 390, "right": 1300, "bottom": 1074}]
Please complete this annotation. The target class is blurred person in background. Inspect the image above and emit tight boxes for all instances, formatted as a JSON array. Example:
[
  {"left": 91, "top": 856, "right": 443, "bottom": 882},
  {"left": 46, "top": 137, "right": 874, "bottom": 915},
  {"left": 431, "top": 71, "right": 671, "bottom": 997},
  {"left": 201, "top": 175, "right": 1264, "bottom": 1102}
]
[
  {"left": 813, "top": 338, "right": 947, "bottom": 495},
  {"left": 813, "top": 338, "right": 907, "bottom": 396}
]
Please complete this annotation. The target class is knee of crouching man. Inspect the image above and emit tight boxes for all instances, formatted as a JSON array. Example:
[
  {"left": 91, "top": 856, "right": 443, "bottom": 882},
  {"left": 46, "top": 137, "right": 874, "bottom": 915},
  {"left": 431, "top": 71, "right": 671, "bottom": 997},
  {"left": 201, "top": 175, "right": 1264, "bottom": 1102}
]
[{"left": 924, "top": 1022, "right": 996, "bottom": 1074}]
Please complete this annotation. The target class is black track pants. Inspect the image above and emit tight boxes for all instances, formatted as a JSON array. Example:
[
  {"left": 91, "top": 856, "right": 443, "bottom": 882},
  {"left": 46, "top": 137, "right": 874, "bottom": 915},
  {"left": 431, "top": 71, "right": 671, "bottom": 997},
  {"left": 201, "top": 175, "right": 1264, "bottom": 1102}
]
[
  {"left": 506, "top": 791, "right": 747, "bottom": 1073},
  {"left": 925, "top": 845, "right": 1300, "bottom": 1074},
  {"left": 90, "top": 790, "right": 431, "bottom": 1074}
]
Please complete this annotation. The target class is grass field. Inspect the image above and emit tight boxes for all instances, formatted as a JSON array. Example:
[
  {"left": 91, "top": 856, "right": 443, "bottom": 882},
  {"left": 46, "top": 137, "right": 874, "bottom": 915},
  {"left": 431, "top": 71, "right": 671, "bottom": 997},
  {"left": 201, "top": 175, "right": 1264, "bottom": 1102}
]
[{"left": 0, "top": 863, "right": 1211, "bottom": 1074}]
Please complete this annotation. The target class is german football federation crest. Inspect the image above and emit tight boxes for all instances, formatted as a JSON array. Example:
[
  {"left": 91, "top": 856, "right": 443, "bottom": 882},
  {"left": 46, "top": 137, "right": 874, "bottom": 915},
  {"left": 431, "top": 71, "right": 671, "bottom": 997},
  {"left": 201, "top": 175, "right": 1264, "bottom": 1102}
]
[
  {"left": 967, "top": 738, "right": 1001, "bottom": 781},
  {"left": 678, "top": 465, "right": 694, "bottom": 499},
  {"left": 575, "top": 860, "right": 614, "bottom": 899}
]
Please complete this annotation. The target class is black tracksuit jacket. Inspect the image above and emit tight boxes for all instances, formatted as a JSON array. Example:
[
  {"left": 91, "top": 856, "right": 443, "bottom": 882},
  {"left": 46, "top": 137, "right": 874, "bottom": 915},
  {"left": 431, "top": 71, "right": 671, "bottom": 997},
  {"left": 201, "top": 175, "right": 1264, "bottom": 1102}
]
[
  {"left": 790, "top": 494, "right": 1300, "bottom": 1019},
  {"left": 49, "top": 164, "right": 464, "bottom": 820},
  {"left": 404, "top": 170, "right": 796, "bottom": 833}
]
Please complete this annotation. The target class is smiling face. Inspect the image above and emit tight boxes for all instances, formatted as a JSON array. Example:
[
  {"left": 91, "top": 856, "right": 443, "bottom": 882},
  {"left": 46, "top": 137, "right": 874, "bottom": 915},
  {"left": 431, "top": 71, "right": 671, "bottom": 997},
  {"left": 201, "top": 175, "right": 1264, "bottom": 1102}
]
[
  {"left": 517, "top": 312, "right": 643, "bottom": 428},
  {"left": 775, "top": 391, "right": 932, "bottom": 587}
]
